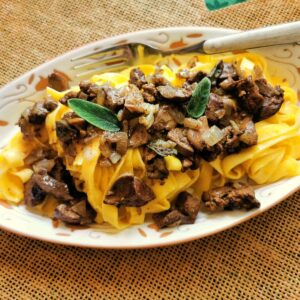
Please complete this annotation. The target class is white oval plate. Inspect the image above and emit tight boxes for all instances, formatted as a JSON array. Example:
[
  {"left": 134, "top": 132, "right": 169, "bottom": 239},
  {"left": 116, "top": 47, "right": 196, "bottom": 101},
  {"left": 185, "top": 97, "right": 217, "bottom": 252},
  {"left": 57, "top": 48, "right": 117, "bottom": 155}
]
[{"left": 1, "top": 27, "right": 300, "bottom": 249}]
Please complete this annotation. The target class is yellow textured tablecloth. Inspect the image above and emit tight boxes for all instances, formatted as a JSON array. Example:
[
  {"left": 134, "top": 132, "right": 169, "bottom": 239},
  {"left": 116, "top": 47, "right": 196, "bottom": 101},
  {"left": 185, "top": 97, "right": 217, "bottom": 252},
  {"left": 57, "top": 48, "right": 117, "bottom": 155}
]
[{"left": 0, "top": 1, "right": 299, "bottom": 299}]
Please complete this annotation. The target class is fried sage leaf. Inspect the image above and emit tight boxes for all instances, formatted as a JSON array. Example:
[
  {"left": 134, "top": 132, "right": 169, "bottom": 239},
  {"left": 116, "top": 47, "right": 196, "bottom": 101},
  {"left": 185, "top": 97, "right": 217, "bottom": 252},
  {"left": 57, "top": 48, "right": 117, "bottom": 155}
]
[
  {"left": 68, "top": 98, "right": 120, "bottom": 132},
  {"left": 187, "top": 77, "right": 211, "bottom": 119},
  {"left": 148, "top": 139, "right": 178, "bottom": 157}
]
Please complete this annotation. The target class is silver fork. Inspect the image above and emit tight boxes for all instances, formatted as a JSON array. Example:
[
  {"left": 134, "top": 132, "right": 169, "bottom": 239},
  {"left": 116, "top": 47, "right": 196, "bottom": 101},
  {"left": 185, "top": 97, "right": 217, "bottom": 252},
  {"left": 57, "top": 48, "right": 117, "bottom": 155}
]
[{"left": 71, "top": 22, "right": 300, "bottom": 79}]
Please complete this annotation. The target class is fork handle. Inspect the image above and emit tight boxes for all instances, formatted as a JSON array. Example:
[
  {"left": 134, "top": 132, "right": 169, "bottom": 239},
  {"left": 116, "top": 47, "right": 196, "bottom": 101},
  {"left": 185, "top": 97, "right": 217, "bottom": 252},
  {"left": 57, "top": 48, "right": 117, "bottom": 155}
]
[{"left": 203, "top": 21, "right": 300, "bottom": 54}]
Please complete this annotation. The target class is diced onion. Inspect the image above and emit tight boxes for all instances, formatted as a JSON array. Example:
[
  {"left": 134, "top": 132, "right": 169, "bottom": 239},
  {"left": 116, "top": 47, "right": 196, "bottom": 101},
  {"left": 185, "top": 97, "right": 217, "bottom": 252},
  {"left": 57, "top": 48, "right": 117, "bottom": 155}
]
[
  {"left": 230, "top": 120, "right": 240, "bottom": 133},
  {"left": 139, "top": 113, "right": 154, "bottom": 129},
  {"left": 202, "top": 125, "right": 225, "bottom": 146},
  {"left": 117, "top": 109, "right": 124, "bottom": 121},
  {"left": 109, "top": 152, "right": 121, "bottom": 164},
  {"left": 183, "top": 118, "right": 201, "bottom": 130},
  {"left": 140, "top": 103, "right": 159, "bottom": 114}
]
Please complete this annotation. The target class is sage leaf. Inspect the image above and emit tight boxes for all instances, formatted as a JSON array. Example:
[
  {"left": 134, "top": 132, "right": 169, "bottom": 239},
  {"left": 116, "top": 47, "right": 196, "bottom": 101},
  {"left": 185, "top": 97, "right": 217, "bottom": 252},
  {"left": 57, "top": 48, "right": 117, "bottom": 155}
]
[
  {"left": 68, "top": 98, "right": 120, "bottom": 132},
  {"left": 209, "top": 60, "right": 223, "bottom": 86},
  {"left": 148, "top": 139, "right": 178, "bottom": 157},
  {"left": 187, "top": 77, "right": 211, "bottom": 119}
]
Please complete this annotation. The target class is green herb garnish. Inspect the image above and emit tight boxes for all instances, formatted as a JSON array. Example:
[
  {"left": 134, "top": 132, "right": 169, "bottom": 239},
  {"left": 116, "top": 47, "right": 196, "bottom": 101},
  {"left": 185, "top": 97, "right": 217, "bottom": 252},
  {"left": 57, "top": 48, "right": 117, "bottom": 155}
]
[
  {"left": 148, "top": 140, "right": 178, "bottom": 157},
  {"left": 187, "top": 77, "right": 211, "bottom": 119},
  {"left": 68, "top": 98, "right": 120, "bottom": 132}
]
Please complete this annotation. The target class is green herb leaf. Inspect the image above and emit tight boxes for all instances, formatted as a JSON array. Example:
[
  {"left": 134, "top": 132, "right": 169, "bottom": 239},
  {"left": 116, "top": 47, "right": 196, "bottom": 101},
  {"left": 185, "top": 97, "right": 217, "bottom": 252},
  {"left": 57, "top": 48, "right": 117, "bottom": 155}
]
[
  {"left": 187, "top": 77, "right": 211, "bottom": 119},
  {"left": 68, "top": 98, "right": 120, "bottom": 132},
  {"left": 148, "top": 140, "right": 178, "bottom": 157},
  {"left": 209, "top": 61, "right": 223, "bottom": 86}
]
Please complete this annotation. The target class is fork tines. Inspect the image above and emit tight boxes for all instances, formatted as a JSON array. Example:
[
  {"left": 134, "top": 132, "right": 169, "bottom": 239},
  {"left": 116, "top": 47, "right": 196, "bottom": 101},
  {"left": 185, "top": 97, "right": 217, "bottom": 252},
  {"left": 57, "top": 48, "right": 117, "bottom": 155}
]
[{"left": 71, "top": 45, "right": 133, "bottom": 78}]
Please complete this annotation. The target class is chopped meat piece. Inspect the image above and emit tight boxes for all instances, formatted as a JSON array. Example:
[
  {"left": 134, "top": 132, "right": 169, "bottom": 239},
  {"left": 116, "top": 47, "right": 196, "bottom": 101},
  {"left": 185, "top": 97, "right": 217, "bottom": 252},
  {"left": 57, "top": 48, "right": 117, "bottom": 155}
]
[
  {"left": 32, "top": 159, "right": 56, "bottom": 174},
  {"left": 234, "top": 77, "right": 284, "bottom": 121},
  {"left": 24, "top": 148, "right": 56, "bottom": 165},
  {"left": 55, "top": 119, "right": 81, "bottom": 157},
  {"left": 209, "top": 61, "right": 238, "bottom": 86},
  {"left": 142, "top": 147, "right": 157, "bottom": 162},
  {"left": 61, "top": 112, "right": 88, "bottom": 139},
  {"left": 219, "top": 76, "right": 238, "bottom": 91},
  {"left": 60, "top": 81, "right": 108, "bottom": 105},
  {"left": 221, "top": 125, "right": 241, "bottom": 154},
  {"left": 49, "top": 158, "right": 66, "bottom": 182},
  {"left": 33, "top": 172, "right": 72, "bottom": 201},
  {"left": 49, "top": 158, "right": 83, "bottom": 200},
  {"left": 186, "top": 125, "right": 205, "bottom": 151},
  {"left": 105, "top": 86, "right": 127, "bottom": 110},
  {"left": 43, "top": 97, "right": 58, "bottom": 112},
  {"left": 255, "top": 78, "right": 284, "bottom": 121},
  {"left": 54, "top": 199, "right": 96, "bottom": 225},
  {"left": 104, "top": 131, "right": 128, "bottom": 155},
  {"left": 124, "top": 84, "right": 145, "bottom": 113},
  {"left": 18, "top": 115, "right": 36, "bottom": 138},
  {"left": 121, "top": 108, "right": 143, "bottom": 121},
  {"left": 189, "top": 154, "right": 202, "bottom": 170},
  {"left": 59, "top": 91, "right": 79, "bottom": 105},
  {"left": 238, "top": 117, "right": 257, "bottom": 146},
  {"left": 56, "top": 120, "right": 79, "bottom": 143},
  {"left": 168, "top": 128, "right": 194, "bottom": 157},
  {"left": 202, "top": 182, "right": 260, "bottom": 211},
  {"left": 98, "top": 157, "right": 113, "bottom": 167},
  {"left": 168, "top": 106, "right": 185, "bottom": 124},
  {"left": 152, "top": 209, "right": 185, "bottom": 228},
  {"left": 157, "top": 85, "right": 192, "bottom": 102},
  {"left": 182, "top": 158, "right": 193, "bottom": 170},
  {"left": 104, "top": 174, "right": 155, "bottom": 207},
  {"left": 182, "top": 81, "right": 198, "bottom": 93},
  {"left": 129, "top": 68, "right": 147, "bottom": 88},
  {"left": 76, "top": 91, "right": 88, "bottom": 100},
  {"left": 122, "top": 120, "right": 129, "bottom": 134},
  {"left": 24, "top": 172, "right": 72, "bottom": 207},
  {"left": 187, "top": 70, "right": 207, "bottom": 84},
  {"left": 178, "top": 69, "right": 207, "bottom": 84},
  {"left": 63, "top": 111, "right": 86, "bottom": 126},
  {"left": 82, "top": 126, "right": 102, "bottom": 144},
  {"left": 152, "top": 191, "right": 200, "bottom": 228},
  {"left": 205, "top": 93, "right": 237, "bottom": 126},
  {"left": 27, "top": 103, "right": 49, "bottom": 124},
  {"left": 79, "top": 81, "right": 92, "bottom": 93},
  {"left": 176, "top": 191, "right": 200, "bottom": 220},
  {"left": 187, "top": 117, "right": 222, "bottom": 161},
  {"left": 129, "top": 124, "right": 150, "bottom": 148},
  {"left": 88, "top": 84, "right": 107, "bottom": 104},
  {"left": 24, "top": 180, "right": 47, "bottom": 207},
  {"left": 236, "top": 76, "right": 264, "bottom": 114},
  {"left": 152, "top": 105, "right": 177, "bottom": 131},
  {"left": 48, "top": 71, "right": 70, "bottom": 92},
  {"left": 149, "top": 73, "right": 169, "bottom": 86},
  {"left": 67, "top": 117, "right": 86, "bottom": 128},
  {"left": 146, "top": 157, "right": 169, "bottom": 180},
  {"left": 200, "top": 146, "right": 222, "bottom": 162},
  {"left": 142, "top": 83, "right": 157, "bottom": 103},
  {"left": 18, "top": 100, "right": 57, "bottom": 138},
  {"left": 220, "top": 63, "right": 238, "bottom": 80}
]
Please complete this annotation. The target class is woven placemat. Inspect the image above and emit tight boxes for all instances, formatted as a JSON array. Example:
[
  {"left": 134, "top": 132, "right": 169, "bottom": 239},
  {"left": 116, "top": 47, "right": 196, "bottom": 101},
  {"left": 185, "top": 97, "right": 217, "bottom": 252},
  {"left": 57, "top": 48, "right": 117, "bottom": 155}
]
[{"left": 0, "top": 1, "right": 299, "bottom": 299}]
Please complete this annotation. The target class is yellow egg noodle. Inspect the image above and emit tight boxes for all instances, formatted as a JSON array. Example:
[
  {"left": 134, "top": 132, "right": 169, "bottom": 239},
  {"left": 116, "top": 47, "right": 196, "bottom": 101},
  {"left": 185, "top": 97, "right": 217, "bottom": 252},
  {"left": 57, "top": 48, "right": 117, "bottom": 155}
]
[{"left": 1, "top": 52, "right": 300, "bottom": 229}]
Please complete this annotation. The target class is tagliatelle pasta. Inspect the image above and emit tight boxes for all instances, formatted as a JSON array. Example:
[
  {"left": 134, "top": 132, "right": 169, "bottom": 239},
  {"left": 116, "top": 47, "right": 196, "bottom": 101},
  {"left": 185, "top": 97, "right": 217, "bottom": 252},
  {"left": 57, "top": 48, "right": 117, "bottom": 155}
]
[{"left": 1, "top": 51, "right": 300, "bottom": 229}]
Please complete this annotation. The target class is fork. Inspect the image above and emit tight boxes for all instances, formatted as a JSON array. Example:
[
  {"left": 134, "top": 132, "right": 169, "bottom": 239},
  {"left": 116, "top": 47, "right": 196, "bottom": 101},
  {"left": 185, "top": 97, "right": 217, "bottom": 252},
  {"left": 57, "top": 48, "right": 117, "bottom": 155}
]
[{"left": 71, "top": 21, "right": 300, "bottom": 79}]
